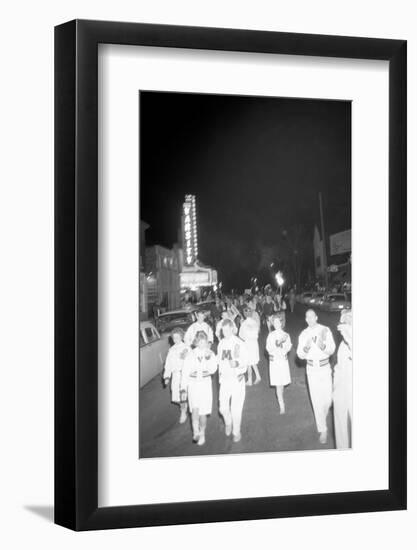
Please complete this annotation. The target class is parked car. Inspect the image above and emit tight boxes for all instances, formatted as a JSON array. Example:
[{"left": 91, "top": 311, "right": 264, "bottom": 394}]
[
  {"left": 155, "top": 309, "right": 197, "bottom": 336},
  {"left": 139, "top": 321, "right": 170, "bottom": 388},
  {"left": 345, "top": 292, "right": 352, "bottom": 308},
  {"left": 319, "top": 293, "right": 351, "bottom": 312},
  {"left": 297, "top": 291, "right": 314, "bottom": 305},
  {"left": 194, "top": 300, "right": 216, "bottom": 317},
  {"left": 307, "top": 292, "right": 325, "bottom": 306}
]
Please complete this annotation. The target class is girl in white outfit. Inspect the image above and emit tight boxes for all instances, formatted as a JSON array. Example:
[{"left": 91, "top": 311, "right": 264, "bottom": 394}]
[
  {"left": 239, "top": 308, "right": 261, "bottom": 385},
  {"left": 266, "top": 312, "right": 292, "bottom": 414},
  {"left": 180, "top": 331, "right": 217, "bottom": 446},
  {"left": 163, "top": 328, "right": 190, "bottom": 424}
]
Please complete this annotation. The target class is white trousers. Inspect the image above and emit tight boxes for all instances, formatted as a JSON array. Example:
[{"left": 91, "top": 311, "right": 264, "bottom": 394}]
[
  {"left": 306, "top": 365, "right": 332, "bottom": 434},
  {"left": 333, "top": 365, "right": 352, "bottom": 449},
  {"left": 219, "top": 379, "right": 246, "bottom": 436}
]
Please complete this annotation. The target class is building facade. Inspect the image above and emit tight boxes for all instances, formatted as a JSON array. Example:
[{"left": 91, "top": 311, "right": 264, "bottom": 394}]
[
  {"left": 313, "top": 225, "right": 326, "bottom": 281},
  {"left": 145, "top": 245, "right": 181, "bottom": 312},
  {"left": 179, "top": 194, "right": 218, "bottom": 298},
  {"left": 181, "top": 194, "right": 198, "bottom": 266},
  {"left": 139, "top": 220, "right": 149, "bottom": 320},
  {"left": 313, "top": 225, "right": 351, "bottom": 288}
]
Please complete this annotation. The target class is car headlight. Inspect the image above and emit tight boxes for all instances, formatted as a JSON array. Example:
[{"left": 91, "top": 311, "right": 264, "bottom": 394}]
[{"left": 338, "top": 305, "right": 343, "bottom": 308}]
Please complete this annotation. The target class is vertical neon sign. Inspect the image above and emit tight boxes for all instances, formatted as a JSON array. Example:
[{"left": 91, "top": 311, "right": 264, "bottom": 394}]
[{"left": 182, "top": 194, "right": 198, "bottom": 266}]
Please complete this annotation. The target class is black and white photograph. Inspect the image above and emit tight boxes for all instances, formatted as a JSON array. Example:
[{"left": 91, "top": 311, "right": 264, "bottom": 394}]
[
  {"left": 139, "top": 91, "right": 352, "bottom": 458},
  {"left": 0, "top": 1, "right": 409, "bottom": 542}
]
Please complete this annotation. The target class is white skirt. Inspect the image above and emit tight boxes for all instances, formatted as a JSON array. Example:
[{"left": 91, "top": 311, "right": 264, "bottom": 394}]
[
  {"left": 170, "top": 370, "right": 182, "bottom": 403},
  {"left": 269, "top": 357, "right": 291, "bottom": 387},
  {"left": 245, "top": 339, "right": 260, "bottom": 365},
  {"left": 187, "top": 378, "right": 213, "bottom": 415}
]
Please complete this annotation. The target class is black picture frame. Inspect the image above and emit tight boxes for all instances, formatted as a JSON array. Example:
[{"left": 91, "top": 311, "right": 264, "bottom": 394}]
[{"left": 55, "top": 19, "right": 407, "bottom": 531}]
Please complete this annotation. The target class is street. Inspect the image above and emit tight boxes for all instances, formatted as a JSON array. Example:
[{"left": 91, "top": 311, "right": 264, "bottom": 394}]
[{"left": 139, "top": 304, "right": 344, "bottom": 459}]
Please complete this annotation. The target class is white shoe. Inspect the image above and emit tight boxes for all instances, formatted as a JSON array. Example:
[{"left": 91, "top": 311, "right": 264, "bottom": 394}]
[
  {"left": 179, "top": 410, "right": 187, "bottom": 424},
  {"left": 225, "top": 423, "right": 232, "bottom": 436},
  {"left": 198, "top": 433, "right": 206, "bottom": 446},
  {"left": 232, "top": 433, "right": 241, "bottom": 443},
  {"left": 319, "top": 431, "right": 328, "bottom": 444}
]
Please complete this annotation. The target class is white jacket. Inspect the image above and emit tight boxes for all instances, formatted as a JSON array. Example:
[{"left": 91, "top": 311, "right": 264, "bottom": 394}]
[
  {"left": 266, "top": 329, "right": 292, "bottom": 361},
  {"left": 297, "top": 323, "right": 335, "bottom": 367},
  {"left": 217, "top": 335, "right": 248, "bottom": 383},
  {"left": 163, "top": 342, "right": 189, "bottom": 379},
  {"left": 180, "top": 347, "right": 217, "bottom": 390}
]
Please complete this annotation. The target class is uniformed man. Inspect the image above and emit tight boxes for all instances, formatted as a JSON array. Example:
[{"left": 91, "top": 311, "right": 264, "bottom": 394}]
[
  {"left": 297, "top": 309, "right": 336, "bottom": 444},
  {"left": 333, "top": 309, "right": 353, "bottom": 449}
]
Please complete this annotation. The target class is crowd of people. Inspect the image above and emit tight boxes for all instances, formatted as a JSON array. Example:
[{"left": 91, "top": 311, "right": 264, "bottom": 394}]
[{"left": 162, "top": 290, "right": 353, "bottom": 450}]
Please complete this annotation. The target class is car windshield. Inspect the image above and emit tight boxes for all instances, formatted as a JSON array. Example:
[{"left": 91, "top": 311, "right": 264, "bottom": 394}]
[
  {"left": 328, "top": 294, "right": 346, "bottom": 301},
  {"left": 144, "top": 326, "right": 159, "bottom": 343},
  {"left": 160, "top": 312, "right": 191, "bottom": 323},
  {"left": 315, "top": 293, "right": 324, "bottom": 298},
  {"left": 346, "top": 293, "right": 352, "bottom": 301},
  {"left": 304, "top": 293, "right": 312, "bottom": 297}
]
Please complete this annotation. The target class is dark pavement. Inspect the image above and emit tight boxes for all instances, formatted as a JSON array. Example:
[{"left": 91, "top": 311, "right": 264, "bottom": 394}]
[{"left": 139, "top": 304, "right": 344, "bottom": 458}]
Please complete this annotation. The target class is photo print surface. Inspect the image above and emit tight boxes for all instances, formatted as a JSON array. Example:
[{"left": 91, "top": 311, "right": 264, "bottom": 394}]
[{"left": 139, "top": 91, "right": 352, "bottom": 459}]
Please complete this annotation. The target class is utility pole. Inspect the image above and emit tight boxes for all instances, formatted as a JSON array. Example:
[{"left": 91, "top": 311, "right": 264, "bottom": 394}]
[{"left": 318, "top": 192, "right": 329, "bottom": 289}]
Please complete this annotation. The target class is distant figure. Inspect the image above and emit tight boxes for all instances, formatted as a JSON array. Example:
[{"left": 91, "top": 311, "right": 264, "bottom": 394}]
[
  {"left": 237, "top": 295, "right": 246, "bottom": 319},
  {"left": 262, "top": 295, "right": 276, "bottom": 331},
  {"left": 297, "top": 309, "right": 336, "bottom": 444},
  {"left": 152, "top": 301, "right": 160, "bottom": 321},
  {"left": 239, "top": 309, "right": 261, "bottom": 386},
  {"left": 266, "top": 312, "right": 292, "bottom": 414},
  {"left": 248, "top": 299, "right": 261, "bottom": 327},
  {"left": 163, "top": 328, "right": 189, "bottom": 424},
  {"left": 184, "top": 311, "right": 213, "bottom": 347},
  {"left": 288, "top": 289, "right": 296, "bottom": 313},
  {"left": 210, "top": 297, "right": 224, "bottom": 322},
  {"left": 216, "top": 311, "right": 238, "bottom": 340},
  {"left": 181, "top": 331, "right": 217, "bottom": 446},
  {"left": 333, "top": 309, "right": 353, "bottom": 449}
]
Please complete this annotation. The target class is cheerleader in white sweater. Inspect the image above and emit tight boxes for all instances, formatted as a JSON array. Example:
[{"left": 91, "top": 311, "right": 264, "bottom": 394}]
[
  {"left": 163, "top": 328, "right": 190, "bottom": 424},
  {"left": 180, "top": 331, "right": 217, "bottom": 446},
  {"left": 266, "top": 312, "right": 292, "bottom": 414}
]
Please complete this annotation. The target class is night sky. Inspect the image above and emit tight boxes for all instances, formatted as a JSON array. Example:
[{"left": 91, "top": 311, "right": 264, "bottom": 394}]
[{"left": 140, "top": 91, "right": 351, "bottom": 291}]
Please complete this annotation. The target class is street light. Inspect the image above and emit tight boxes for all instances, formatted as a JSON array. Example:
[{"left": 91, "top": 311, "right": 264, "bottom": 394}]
[{"left": 275, "top": 271, "right": 284, "bottom": 297}]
